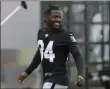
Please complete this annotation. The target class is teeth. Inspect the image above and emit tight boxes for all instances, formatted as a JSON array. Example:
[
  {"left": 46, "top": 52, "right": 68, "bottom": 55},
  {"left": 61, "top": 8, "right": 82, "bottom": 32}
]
[{"left": 54, "top": 23, "right": 59, "bottom": 25}]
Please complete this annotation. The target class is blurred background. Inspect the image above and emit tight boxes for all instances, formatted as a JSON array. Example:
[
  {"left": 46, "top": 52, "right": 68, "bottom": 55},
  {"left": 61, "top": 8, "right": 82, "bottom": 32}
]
[{"left": 1, "top": 1, "right": 110, "bottom": 89}]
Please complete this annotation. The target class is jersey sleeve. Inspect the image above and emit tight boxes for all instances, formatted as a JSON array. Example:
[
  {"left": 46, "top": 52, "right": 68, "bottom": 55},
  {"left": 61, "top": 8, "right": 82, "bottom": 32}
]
[
  {"left": 68, "top": 32, "right": 84, "bottom": 76},
  {"left": 25, "top": 30, "right": 41, "bottom": 75}
]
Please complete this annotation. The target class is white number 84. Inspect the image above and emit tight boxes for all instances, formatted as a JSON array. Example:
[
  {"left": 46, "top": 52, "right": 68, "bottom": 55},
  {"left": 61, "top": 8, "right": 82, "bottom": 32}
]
[{"left": 38, "top": 40, "right": 55, "bottom": 62}]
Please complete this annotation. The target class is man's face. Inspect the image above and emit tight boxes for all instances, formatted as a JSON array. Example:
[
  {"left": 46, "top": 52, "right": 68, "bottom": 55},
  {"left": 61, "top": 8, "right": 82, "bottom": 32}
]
[{"left": 46, "top": 10, "right": 63, "bottom": 29}]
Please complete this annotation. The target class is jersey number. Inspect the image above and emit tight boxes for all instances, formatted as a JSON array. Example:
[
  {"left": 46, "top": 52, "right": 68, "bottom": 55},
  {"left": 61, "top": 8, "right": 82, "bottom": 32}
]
[{"left": 38, "top": 40, "right": 55, "bottom": 62}]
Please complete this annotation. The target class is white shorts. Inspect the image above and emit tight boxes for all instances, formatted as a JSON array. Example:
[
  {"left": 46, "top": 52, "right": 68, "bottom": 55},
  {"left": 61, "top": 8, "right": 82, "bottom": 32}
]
[{"left": 43, "top": 82, "right": 68, "bottom": 89}]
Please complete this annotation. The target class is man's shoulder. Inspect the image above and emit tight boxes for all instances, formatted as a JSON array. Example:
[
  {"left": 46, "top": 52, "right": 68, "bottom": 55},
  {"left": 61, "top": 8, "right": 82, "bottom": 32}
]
[
  {"left": 60, "top": 28, "right": 75, "bottom": 37},
  {"left": 60, "top": 27, "right": 69, "bottom": 35},
  {"left": 60, "top": 28, "right": 76, "bottom": 42},
  {"left": 38, "top": 27, "right": 45, "bottom": 33},
  {"left": 37, "top": 27, "right": 46, "bottom": 36}
]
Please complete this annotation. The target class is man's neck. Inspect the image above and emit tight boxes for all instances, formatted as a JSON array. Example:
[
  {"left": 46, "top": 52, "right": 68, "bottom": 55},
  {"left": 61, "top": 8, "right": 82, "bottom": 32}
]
[{"left": 46, "top": 25, "right": 62, "bottom": 32}]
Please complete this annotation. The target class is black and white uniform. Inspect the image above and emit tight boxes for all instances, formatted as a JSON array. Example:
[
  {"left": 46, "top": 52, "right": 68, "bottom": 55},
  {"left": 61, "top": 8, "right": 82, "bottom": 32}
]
[{"left": 25, "top": 27, "right": 84, "bottom": 89}]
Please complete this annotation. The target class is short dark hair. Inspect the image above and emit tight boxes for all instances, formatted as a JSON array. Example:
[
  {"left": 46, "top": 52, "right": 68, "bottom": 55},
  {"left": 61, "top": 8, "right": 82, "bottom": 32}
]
[{"left": 44, "top": 5, "right": 60, "bottom": 16}]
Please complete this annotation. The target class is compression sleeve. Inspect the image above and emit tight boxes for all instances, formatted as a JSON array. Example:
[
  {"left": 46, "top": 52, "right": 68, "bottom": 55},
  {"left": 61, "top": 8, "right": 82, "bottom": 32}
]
[{"left": 69, "top": 32, "right": 84, "bottom": 76}]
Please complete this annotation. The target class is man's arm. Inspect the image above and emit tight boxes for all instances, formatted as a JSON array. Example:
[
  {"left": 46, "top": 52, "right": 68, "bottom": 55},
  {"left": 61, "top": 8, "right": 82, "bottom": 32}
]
[
  {"left": 18, "top": 48, "right": 41, "bottom": 84},
  {"left": 69, "top": 32, "right": 84, "bottom": 76},
  {"left": 18, "top": 30, "right": 41, "bottom": 84},
  {"left": 25, "top": 47, "right": 41, "bottom": 75},
  {"left": 25, "top": 29, "right": 41, "bottom": 75}
]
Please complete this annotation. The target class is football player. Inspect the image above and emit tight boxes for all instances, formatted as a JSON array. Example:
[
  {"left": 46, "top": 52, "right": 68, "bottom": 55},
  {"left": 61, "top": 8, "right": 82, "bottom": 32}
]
[{"left": 18, "top": 6, "right": 85, "bottom": 89}]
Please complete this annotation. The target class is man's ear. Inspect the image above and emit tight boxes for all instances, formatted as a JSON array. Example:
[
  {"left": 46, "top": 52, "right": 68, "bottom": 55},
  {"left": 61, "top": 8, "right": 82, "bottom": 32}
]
[
  {"left": 43, "top": 16, "right": 48, "bottom": 22},
  {"left": 43, "top": 15, "right": 48, "bottom": 22},
  {"left": 43, "top": 18, "right": 46, "bottom": 22}
]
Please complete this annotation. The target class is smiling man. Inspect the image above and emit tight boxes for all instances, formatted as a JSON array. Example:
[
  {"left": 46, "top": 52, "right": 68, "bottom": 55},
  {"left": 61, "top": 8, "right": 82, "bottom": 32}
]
[{"left": 18, "top": 6, "right": 85, "bottom": 89}]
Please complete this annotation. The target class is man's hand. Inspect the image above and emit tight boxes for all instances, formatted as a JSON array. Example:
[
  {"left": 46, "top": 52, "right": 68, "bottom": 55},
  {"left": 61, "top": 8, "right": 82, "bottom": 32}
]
[
  {"left": 75, "top": 75, "right": 85, "bottom": 87},
  {"left": 17, "top": 72, "right": 28, "bottom": 85}
]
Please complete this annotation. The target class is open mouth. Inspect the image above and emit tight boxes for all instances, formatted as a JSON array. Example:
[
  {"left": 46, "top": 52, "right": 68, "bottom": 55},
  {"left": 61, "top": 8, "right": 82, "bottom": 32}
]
[{"left": 53, "top": 22, "right": 60, "bottom": 28}]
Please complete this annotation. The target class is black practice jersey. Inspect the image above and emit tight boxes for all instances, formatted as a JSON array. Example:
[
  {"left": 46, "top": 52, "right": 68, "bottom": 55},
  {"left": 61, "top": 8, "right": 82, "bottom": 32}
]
[
  {"left": 38, "top": 28, "right": 72, "bottom": 74},
  {"left": 25, "top": 27, "right": 84, "bottom": 85}
]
